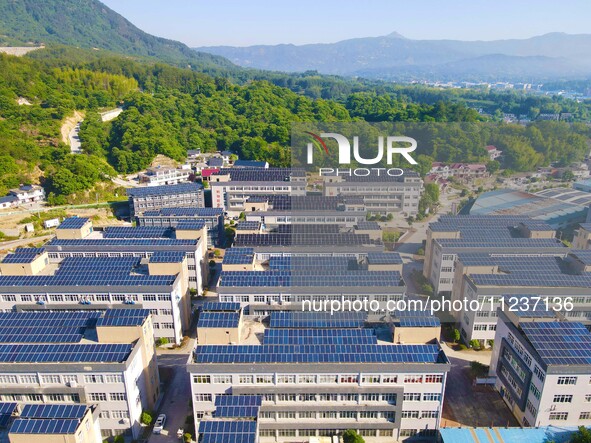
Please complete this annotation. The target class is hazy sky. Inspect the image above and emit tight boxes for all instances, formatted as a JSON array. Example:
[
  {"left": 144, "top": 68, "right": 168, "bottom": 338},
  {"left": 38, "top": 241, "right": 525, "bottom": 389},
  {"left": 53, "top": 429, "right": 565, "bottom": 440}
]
[{"left": 100, "top": 0, "right": 591, "bottom": 47}]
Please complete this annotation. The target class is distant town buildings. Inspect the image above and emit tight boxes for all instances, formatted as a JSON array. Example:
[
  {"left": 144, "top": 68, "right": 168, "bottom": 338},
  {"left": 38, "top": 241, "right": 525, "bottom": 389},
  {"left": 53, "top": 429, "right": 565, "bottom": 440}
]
[
  {"left": 0, "top": 185, "right": 45, "bottom": 210},
  {"left": 138, "top": 166, "right": 191, "bottom": 186}
]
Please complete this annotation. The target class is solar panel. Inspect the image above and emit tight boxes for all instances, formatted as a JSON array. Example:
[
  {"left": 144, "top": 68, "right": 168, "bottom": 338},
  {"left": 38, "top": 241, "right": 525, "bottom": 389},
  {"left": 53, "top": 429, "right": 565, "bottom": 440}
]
[
  {"left": 201, "top": 302, "right": 241, "bottom": 312},
  {"left": 10, "top": 418, "right": 80, "bottom": 434},
  {"left": 176, "top": 221, "right": 207, "bottom": 230},
  {"left": 212, "top": 167, "right": 300, "bottom": 182},
  {"left": 263, "top": 328, "right": 376, "bottom": 345},
  {"left": 269, "top": 312, "right": 366, "bottom": 329},
  {"left": 156, "top": 208, "right": 223, "bottom": 217},
  {"left": 197, "top": 312, "right": 240, "bottom": 328},
  {"left": 57, "top": 217, "right": 89, "bottom": 230},
  {"left": 195, "top": 343, "right": 444, "bottom": 364},
  {"left": 20, "top": 404, "right": 86, "bottom": 419},
  {"left": 15, "top": 248, "right": 46, "bottom": 255},
  {"left": 126, "top": 182, "right": 202, "bottom": 197},
  {"left": 357, "top": 221, "right": 381, "bottom": 230},
  {"left": 235, "top": 221, "right": 261, "bottom": 231},
  {"left": 103, "top": 226, "right": 173, "bottom": 239},
  {"left": 0, "top": 343, "right": 132, "bottom": 363},
  {"left": 149, "top": 251, "right": 186, "bottom": 263},
  {"left": 367, "top": 252, "right": 403, "bottom": 265},
  {"left": 214, "top": 406, "right": 259, "bottom": 418},
  {"left": 520, "top": 322, "right": 591, "bottom": 366},
  {"left": 198, "top": 420, "right": 257, "bottom": 443},
  {"left": 0, "top": 402, "right": 16, "bottom": 427},
  {"left": 1, "top": 254, "right": 40, "bottom": 264},
  {"left": 222, "top": 248, "right": 254, "bottom": 266},
  {"left": 214, "top": 395, "right": 262, "bottom": 407}
]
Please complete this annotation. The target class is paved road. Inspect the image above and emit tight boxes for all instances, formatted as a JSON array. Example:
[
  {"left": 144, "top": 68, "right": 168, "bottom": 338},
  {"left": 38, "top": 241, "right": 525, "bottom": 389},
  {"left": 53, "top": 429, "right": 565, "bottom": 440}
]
[
  {"left": 0, "top": 234, "right": 54, "bottom": 252},
  {"left": 149, "top": 350, "right": 194, "bottom": 443},
  {"left": 69, "top": 120, "right": 83, "bottom": 154}
]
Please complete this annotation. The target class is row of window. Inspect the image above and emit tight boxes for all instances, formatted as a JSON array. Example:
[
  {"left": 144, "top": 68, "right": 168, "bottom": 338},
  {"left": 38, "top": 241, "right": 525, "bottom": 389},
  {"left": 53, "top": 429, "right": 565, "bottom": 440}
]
[
  {"left": 259, "top": 429, "right": 400, "bottom": 438},
  {"left": 260, "top": 410, "right": 395, "bottom": 420},
  {"left": 0, "top": 293, "right": 172, "bottom": 303},
  {"left": 1, "top": 393, "right": 79, "bottom": 403},
  {"left": 193, "top": 374, "right": 443, "bottom": 385},
  {"left": 219, "top": 294, "right": 404, "bottom": 303},
  {"left": 195, "top": 393, "right": 399, "bottom": 403},
  {"left": 88, "top": 393, "right": 127, "bottom": 402},
  {"left": 0, "top": 373, "right": 123, "bottom": 385},
  {"left": 99, "top": 410, "right": 130, "bottom": 419}
]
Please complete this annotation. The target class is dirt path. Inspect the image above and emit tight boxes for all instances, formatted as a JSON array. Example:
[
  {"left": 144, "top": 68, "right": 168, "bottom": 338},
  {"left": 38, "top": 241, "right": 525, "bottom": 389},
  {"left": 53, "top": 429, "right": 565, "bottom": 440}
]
[{"left": 61, "top": 110, "right": 85, "bottom": 146}]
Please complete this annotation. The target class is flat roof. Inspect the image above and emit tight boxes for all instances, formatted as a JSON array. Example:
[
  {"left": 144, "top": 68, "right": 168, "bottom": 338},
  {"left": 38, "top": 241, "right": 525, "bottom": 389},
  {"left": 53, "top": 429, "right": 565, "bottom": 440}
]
[
  {"left": 126, "top": 182, "right": 202, "bottom": 197},
  {"left": 56, "top": 217, "right": 89, "bottom": 230}
]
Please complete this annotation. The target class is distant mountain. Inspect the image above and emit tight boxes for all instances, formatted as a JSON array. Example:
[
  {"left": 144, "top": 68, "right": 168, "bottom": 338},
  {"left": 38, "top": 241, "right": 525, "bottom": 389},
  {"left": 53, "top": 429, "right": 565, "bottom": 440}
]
[
  {"left": 0, "top": 0, "right": 235, "bottom": 71},
  {"left": 196, "top": 32, "right": 591, "bottom": 81}
]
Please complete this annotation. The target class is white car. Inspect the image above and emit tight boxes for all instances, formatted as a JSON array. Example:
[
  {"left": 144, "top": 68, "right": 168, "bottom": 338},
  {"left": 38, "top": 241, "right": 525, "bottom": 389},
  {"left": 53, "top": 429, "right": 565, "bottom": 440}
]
[{"left": 153, "top": 414, "right": 166, "bottom": 434}]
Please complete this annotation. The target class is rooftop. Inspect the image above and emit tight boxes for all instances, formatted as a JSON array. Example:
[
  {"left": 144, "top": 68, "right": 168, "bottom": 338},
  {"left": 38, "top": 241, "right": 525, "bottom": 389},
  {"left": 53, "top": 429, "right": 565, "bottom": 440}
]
[
  {"left": 520, "top": 321, "right": 591, "bottom": 366},
  {"left": 142, "top": 207, "right": 223, "bottom": 217},
  {"left": 126, "top": 182, "right": 202, "bottom": 197},
  {"left": 56, "top": 217, "right": 89, "bottom": 230},
  {"left": 211, "top": 168, "right": 303, "bottom": 182}
]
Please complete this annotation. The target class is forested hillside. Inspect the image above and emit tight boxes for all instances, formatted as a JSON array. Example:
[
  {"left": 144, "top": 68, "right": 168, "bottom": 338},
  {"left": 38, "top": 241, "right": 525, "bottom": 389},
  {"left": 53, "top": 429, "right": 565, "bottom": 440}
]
[{"left": 1, "top": 47, "right": 591, "bottom": 205}]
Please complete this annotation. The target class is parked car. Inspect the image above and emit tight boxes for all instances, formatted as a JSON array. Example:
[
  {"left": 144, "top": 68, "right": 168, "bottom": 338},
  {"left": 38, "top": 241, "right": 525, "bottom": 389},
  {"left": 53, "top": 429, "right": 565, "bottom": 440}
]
[{"left": 153, "top": 414, "right": 166, "bottom": 434}]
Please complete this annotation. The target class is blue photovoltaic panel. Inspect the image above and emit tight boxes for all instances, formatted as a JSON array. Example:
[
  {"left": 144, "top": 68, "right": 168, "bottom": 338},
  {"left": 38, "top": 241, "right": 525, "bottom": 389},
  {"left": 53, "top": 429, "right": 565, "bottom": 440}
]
[
  {"left": 97, "top": 309, "right": 150, "bottom": 327},
  {"left": 48, "top": 238, "right": 196, "bottom": 247},
  {"left": 197, "top": 312, "right": 240, "bottom": 328},
  {"left": 215, "top": 406, "right": 259, "bottom": 418},
  {"left": 15, "top": 248, "right": 45, "bottom": 255},
  {"left": 268, "top": 256, "right": 353, "bottom": 270},
  {"left": 126, "top": 182, "right": 202, "bottom": 197},
  {"left": 57, "top": 217, "right": 89, "bottom": 230},
  {"left": 220, "top": 270, "right": 402, "bottom": 287},
  {"left": 356, "top": 221, "right": 381, "bottom": 230},
  {"left": 0, "top": 343, "right": 132, "bottom": 363},
  {"left": 367, "top": 252, "right": 403, "bottom": 265},
  {"left": 263, "top": 328, "right": 377, "bottom": 345},
  {"left": 398, "top": 317, "right": 440, "bottom": 327},
  {"left": 222, "top": 248, "right": 254, "bottom": 266},
  {"left": 104, "top": 309, "right": 150, "bottom": 318},
  {"left": 195, "top": 343, "right": 445, "bottom": 364},
  {"left": 10, "top": 418, "right": 79, "bottom": 434},
  {"left": 571, "top": 250, "right": 591, "bottom": 265},
  {"left": 157, "top": 208, "right": 223, "bottom": 217},
  {"left": 149, "top": 251, "right": 186, "bottom": 263},
  {"left": 0, "top": 272, "right": 176, "bottom": 288},
  {"left": 212, "top": 167, "right": 296, "bottom": 182},
  {"left": 0, "top": 312, "right": 100, "bottom": 329},
  {"left": 0, "top": 403, "right": 17, "bottom": 427},
  {"left": 20, "top": 404, "right": 86, "bottom": 419},
  {"left": 235, "top": 221, "right": 261, "bottom": 231},
  {"left": 269, "top": 312, "right": 366, "bottom": 329},
  {"left": 214, "top": 396, "right": 261, "bottom": 407},
  {"left": 201, "top": 302, "right": 240, "bottom": 312},
  {"left": 0, "top": 333, "right": 83, "bottom": 343},
  {"left": 520, "top": 321, "right": 591, "bottom": 366},
  {"left": 176, "top": 221, "right": 206, "bottom": 230},
  {"left": 1, "top": 254, "right": 39, "bottom": 264},
  {"left": 103, "top": 226, "right": 173, "bottom": 239},
  {"left": 198, "top": 420, "right": 257, "bottom": 443}
]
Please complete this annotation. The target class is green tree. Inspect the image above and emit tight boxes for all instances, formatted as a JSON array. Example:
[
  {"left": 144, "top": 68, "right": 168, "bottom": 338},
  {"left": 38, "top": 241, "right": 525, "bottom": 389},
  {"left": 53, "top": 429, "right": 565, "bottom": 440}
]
[
  {"left": 342, "top": 429, "right": 365, "bottom": 443},
  {"left": 486, "top": 160, "right": 500, "bottom": 174},
  {"left": 453, "top": 328, "right": 460, "bottom": 344},
  {"left": 141, "top": 411, "right": 154, "bottom": 426},
  {"left": 571, "top": 426, "right": 591, "bottom": 443}
]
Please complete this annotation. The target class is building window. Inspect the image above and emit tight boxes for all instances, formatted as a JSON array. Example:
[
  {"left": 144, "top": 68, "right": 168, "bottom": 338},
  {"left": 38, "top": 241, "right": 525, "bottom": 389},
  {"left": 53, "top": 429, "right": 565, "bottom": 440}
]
[
  {"left": 382, "top": 375, "right": 398, "bottom": 383},
  {"left": 109, "top": 393, "right": 126, "bottom": 401},
  {"left": 318, "top": 375, "right": 337, "bottom": 383},
  {"left": 360, "top": 393, "right": 380, "bottom": 402},
  {"left": 194, "top": 394, "right": 212, "bottom": 402},
  {"left": 340, "top": 411, "right": 356, "bottom": 419},
  {"left": 549, "top": 412, "right": 568, "bottom": 421},
  {"left": 259, "top": 429, "right": 275, "bottom": 437},
  {"left": 84, "top": 375, "right": 103, "bottom": 384},
  {"left": 361, "top": 375, "right": 380, "bottom": 384},
  {"left": 403, "top": 393, "right": 421, "bottom": 401},
  {"left": 277, "top": 375, "right": 296, "bottom": 384},
  {"left": 359, "top": 411, "right": 378, "bottom": 419},
  {"left": 580, "top": 412, "right": 591, "bottom": 420},
  {"left": 193, "top": 375, "right": 211, "bottom": 384},
  {"left": 425, "top": 374, "right": 443, "bottom": 383},
  {"left": 39, "top": 375, "right": 60, "bottom": 384},
  {"left": 19, "top": 375, "right": 38, "bottom": 384},
  {"left": 298, "top": 411, "right": 315, "bottom": 419},
  {"left": 533, "top": 366, "right": 545, "bottom": 383},
  {"left": 277, "top": 394, "right": 296, "bottom": 402},
  {"left": 339, "top": 375, "right": 358, "bottom": 383},
  {"left": 557, "top": 376, "right": 577, "bottom": 385},
  {"left": 256, "top": 375, "right": 273, "bottom": 384},
  {"left": 111, "top": 411, "right": 129, "bottom": 419},
  {"left": 89, "top": 393, "right": 107, "bottom": 402},
  {"left": 422, "top": 410, "right": 439, "bottom": 419},
  {"left": 239, "top": 375, "right": 253, "bottom": 384},
  {"left": 404, "top": 375, "right": 423, "bottom": 384},
  {"left": 526, "top": 400, "right": 537, "bottom": 417},
  {"left": 553, "top": 394, "right": 573, "bottom": 403},
  {"left": 401, "top": 411, "right": 420, "bottom": 418},
  {"left": 104, "top": 375, "right": 123, "bottom": 384},
  {"left": 300, "top": 394, "right": 315, "bottom": 402},
  {"left": 277, "top": 412, "right": 296, "bottom": 419},
  {"left": 259, "top": 411, "right": 274, "bottom": 419},
  {"left": 212, "top": 375, "right": 232, "bottom": 384},
  {"left": 423, "top": 393, "right": 441, "bottom": 401}
]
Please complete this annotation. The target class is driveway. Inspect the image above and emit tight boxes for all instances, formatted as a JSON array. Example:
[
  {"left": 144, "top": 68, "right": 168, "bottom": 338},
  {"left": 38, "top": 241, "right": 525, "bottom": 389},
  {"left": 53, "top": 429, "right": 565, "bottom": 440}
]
[{"left": 149, "top": 346, "right": 195, "bottom": 443}]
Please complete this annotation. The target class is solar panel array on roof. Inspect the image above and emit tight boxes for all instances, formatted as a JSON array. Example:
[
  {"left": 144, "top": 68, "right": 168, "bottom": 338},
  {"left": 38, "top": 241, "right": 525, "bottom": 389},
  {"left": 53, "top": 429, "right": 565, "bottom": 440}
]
[
  {"left": 234, "top": 233, "right": 377, "bottom": 247},
  {"left": 48, "top": 238, "right": 196, "bottom": 247},
  {"left": 398, "top": 316, "right": 441, "bottom": 327},
  {"left": 0, "top": 343, "right": 132, "bottom": 363},
  {"left": 220, "top": 270, "right": 402, "bottom": 287},
  {"left": 10, "top": 419, "right": 80, "bottom": 434},
  {"left": 268, "top": 256, "right": 354, "bottom": 271},
  {"left": 0, "top": 403, "right": 16, "bottom": 427},
  {"left": 198, "top": 420, "right": 257, "bottom": 443},
  {"left": 151, "top": 207, "right": 223, "bottom": 217},
  {"left": 214, "top": 406, "right": 259, "bottom": 418},
  {"left": 15, "top": 248, "right": 46, "bottom": 255},
  {"left": 222, "top": 248, "right": 254, "bottom": 266},
  {"left": 1, "top": 253, "right": 40, "bottom": 264},
  {"left": 176, "top": 221, "right": 206, "bottom": 230},
  {"left": 520, "top": 322, "right": 591, "bottom": 366},
  {"left": 20, "top": 404, "right": 86, "bottom": 419},
  {"left": 126, "top": 182, "right": 202, "bottom": 197},
  {"left": 264, "top": 328, "right": 376, "bottom": 345},
  {"left": 367, "top": 252, "right": 403, "bottom": 265},
  {"left": 201, "top": 302, "right": 241, "bottom": 312},
  {"left": 0, "top": 311, "right": 100, "bottom": 329},
  {"left": 103, "top": 226, "right": 173, "bottom": 239},
  {"left": 196, "top": 343, "right": 445, "bottom": 364},
  {"left": 470, "top": 273, "right": 591, "bottom": 288},
  {"left": 570, "top": 250, "right": 591, "bottom": 265},
  {"left": 212, "top": 168, "right": 300, "bottom": 182},
  {"left": 430, "top": 215, "right": 553, "bottom": 233},
  {"left": 149, "top": 251, "right": 186, "bottom": 263},
  {"left": 270, "top": 311, "right": 366, "bottom": 329},
  {"left": 197, "top": 312, "right": 240, "bottom": 328},
  {"left": 357, "top": 221, "right": 381, "bottom": 230},
  {"left": 0, "top": 273, "right": 176, "bottom": 288},
  {"left": 96, "top": 309, "right": 150, "bottom": 327},
  {"left": 506, "top": 295, "right": 555, "bottom": 318},
  {"left": 214, "top": 395, "right": 261, "bottom": 407},
  {"left": 276, "top": 224, "right": 341, "bottom": 234},
  {"left": 0, "top": 333, "right": 83, "bottom": 343},
  {"left": 235, "top": 221, "right": 261, "bottom": 231},
  {"left": 56, "top": 217, "right": 89, "bottom": 230}
]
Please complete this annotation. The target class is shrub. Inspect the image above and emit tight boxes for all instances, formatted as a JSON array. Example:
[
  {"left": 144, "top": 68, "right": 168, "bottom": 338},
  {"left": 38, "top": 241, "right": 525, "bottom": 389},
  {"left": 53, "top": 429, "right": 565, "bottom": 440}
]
[
  {"left": 141, "top": 410, "right": 154, "bottom": 426},
  {"left": 487, "top": 339, "right": 495, "bottom": 348},
  {"left": 458, "top": 344, "right": 468, "bottom": 350},
  {"left": 416, "top": 247, "right": 425, "bottom": 256},
  {"left": 184, "top": 433, "right": 193, "bottom": 443},
  {"left": 155, "top": 337, "right": 169, "bottom": 347},
  {"left": 342, "top": 429, "right": 365, "bottom": 443},
  {"left": 113, "top": 436, "right": 125, "bottom": 443},
  {"left": 469, "top": 339, "right": 481, "bottom": 350},
  {"left": 453, "top": 328, "right": 460, "bottom": 344}
]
